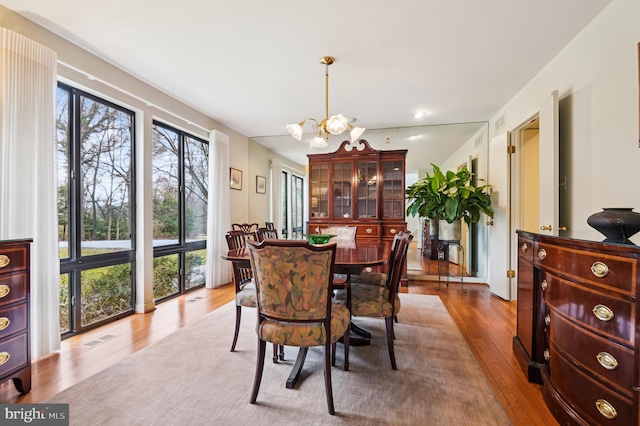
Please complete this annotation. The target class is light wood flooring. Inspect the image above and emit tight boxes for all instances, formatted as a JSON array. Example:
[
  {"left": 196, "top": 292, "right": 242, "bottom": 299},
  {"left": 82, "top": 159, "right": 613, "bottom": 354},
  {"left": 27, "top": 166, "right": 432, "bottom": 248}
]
[{"left": 0, "top": 246, "right": 557, "bottom": 425}]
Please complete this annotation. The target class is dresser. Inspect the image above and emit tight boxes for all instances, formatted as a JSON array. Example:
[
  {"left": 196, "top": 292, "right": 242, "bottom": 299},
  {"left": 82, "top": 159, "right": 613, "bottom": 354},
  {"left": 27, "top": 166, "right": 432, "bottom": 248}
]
[
  {"left": 0, "top": 239, "right": 32, "bottom": 394},
  {"left": 514, "top": 231, "right": 639, "bottom": 425}
]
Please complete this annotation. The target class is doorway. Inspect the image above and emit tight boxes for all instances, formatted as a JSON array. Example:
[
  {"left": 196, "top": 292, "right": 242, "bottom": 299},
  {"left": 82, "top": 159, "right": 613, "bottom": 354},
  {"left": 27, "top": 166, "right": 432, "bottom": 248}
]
[{"left": 514, "top": 116, "right": 541, "bottom": 234}]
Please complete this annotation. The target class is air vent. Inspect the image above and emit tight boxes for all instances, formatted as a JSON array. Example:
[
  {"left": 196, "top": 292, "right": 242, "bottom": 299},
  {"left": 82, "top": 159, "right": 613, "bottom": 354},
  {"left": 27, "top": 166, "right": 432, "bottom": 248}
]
[
  {"left": 494, "top": 113, "right": 506, "bottom": 132},
  {"left": 474, "top": 134, "right": 484, "bottom": 147}
]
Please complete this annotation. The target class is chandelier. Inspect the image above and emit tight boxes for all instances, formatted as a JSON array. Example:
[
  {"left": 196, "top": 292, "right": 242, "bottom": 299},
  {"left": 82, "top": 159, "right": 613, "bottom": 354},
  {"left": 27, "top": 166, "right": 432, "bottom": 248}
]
[{"left": 286, "top": 56, "right": 365, "bottom": 148}]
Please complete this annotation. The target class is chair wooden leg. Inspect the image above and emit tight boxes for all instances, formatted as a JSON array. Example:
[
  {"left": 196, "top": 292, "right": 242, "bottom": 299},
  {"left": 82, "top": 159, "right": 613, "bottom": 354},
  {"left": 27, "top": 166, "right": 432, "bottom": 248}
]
[
  {"left": 250, "top": 338, "right": 267, "bottom": 404},
  {"left": 231, "top": 305, "right": 242, "bottom": 352},
  {"left": 385, "top": 317, "right": 397, "bottom": 370},
  {"left": 331, "top": 342, "right": 337, "bottom": 366},
  {"left": 272, "top": 344, "right": 280, "bottom": 363},
  {"left": 343, "top": 325, "right": 349, "bottom": 371},
  {"left": 323, "top": 342, "right": 335, "bottom": 415},
  {"left": 279, "top": 344, "right": 285, "bottom": 360}
]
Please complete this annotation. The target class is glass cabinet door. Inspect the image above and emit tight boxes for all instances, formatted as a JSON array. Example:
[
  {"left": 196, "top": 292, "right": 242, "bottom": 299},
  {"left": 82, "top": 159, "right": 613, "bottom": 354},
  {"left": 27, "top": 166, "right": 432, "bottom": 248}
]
[
  {"left": 332, "top": 162, "right": 352, "bottom": 218},
  {"left": 357, "top": 161, "right": 378, "bottom": 218},
  {"left": 310, "top": 164, "right": 329, "bottom": 218},
  {"left": 382, "top": 160, "right": 404, "bottom": 218}
]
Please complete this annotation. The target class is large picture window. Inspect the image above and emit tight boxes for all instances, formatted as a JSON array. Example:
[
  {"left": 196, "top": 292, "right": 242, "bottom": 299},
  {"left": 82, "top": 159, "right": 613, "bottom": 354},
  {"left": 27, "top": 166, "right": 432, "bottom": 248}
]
[
  {"left": 152, "top": 122, "right": 208, "bottom": 300},
  {"left": 57, "top": 83, "right": 136, "bottom": 337}
]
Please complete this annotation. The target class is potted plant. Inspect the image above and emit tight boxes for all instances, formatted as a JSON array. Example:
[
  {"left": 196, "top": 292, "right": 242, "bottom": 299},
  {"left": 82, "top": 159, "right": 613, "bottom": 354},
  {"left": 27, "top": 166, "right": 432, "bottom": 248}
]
[{"left": 406, "top": 164, "right": 493, "bottom": 241}]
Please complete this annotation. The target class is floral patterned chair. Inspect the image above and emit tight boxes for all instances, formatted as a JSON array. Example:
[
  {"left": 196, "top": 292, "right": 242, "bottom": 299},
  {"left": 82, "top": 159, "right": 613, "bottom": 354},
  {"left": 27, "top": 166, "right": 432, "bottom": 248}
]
[
  {"left": 232, "top": 223, "right": 259, "bottom": 233},
  {"left": 320, "top": 225, "right": 357, "bottom": 242},
  {"left": 225, "top": 230, "right": 256, "bottom": 352},
  {"left": 255, "top": 227, "right": 278, "bottom": 241},
  {"left": 350, "top": 231, "right": 411, "bottom": 287},
  {"left": 247, "top": 239, "right": 350, "bottom": 415},
  {"left": 335, "top": 232, "right": 413, "bottom": 370}
]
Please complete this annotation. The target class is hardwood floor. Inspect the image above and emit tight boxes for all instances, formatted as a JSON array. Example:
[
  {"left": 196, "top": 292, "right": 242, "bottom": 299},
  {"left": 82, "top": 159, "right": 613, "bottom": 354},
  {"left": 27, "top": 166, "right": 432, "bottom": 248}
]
[{"left": 0, "top": 247, "right": 557, "bottom": 425}]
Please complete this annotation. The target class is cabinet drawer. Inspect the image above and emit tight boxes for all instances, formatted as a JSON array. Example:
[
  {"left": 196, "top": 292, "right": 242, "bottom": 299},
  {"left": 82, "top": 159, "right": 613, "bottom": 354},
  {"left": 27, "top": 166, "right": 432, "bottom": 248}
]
[
  {"left": 548, "top": 341, "right": 633, "bottom": 425},
  {"left": 544, "top": 273, "right": 634, "bottom": 346},
  {"left": 355, "top": 224, "right": 380, "bottom": 238},
  {"left": 0, "top": 333, "right": 28, "bottom": 377},
  {"left": 535, "top": 241, "right": 636, "bottom": 296},
  {"left": 381, "top": 224, "right": 406, "bottom": 238},
  {"left": 517, "top": 236, "right": 534, "bottom": 262},
  {"left": 548, "top": 310, "right": 634, "bottom": 395},
  {"left": 0, "top": 245, "right": 28, "bottom": 275},
  {"left": 0, "top": 272, "right": 28, "bottom": 308}
]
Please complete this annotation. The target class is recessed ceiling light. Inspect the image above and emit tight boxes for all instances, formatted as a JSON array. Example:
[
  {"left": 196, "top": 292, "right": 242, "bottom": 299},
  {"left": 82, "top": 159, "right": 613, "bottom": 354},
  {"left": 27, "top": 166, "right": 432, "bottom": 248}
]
[
  {"left": 413, "top": 111, "right": 429, "bottom": 119},
  {"left": 407, "top": 135, "right": 418, "bottom": 140}
]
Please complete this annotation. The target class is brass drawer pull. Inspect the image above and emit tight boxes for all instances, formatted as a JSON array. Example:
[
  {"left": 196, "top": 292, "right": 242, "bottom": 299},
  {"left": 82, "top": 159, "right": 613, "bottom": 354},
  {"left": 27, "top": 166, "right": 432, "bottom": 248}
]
[
  {"left": 596, "top": 352, "right": 619, "bottom": 370},
  {"left": 521, "top": 243, "right": 528, "bottom": 253},
  {"left": 0, "top": 351, "right": 9, "bottom": 365},
  {"left": 543, "top": 349, "right": 550, "bottom": 361},
  {"left": 390, "top": 228, "right": 397, "bottom": 234},
  {"left": 541, "top": 280, "right": 548, "bottom": 291},
  {"left": 537, "top": 249, "right": 546, "bottom": 260},
  {"left": 595, "top": 399, "right": 617, "bottom": 419},
  {"left": 0, "top": 285, "right": 10, "bottom": 298},
  {"left": 366, "top": 228, "right": 373, "bottom": 234},
  {"left": 593, "top": 304, "right": 614, "bottom": 322},
  {"left": 544, "top": 314, "right": 550, "bottom": 326},
  {"left": 0, "top": 317, "right": 10, "bottom": 331},
  {"left": 0, "top": 255, "right": 9, "bottom": 268},
  {"left": 591, "top": 262, "right": 609, "bottom": 278}
]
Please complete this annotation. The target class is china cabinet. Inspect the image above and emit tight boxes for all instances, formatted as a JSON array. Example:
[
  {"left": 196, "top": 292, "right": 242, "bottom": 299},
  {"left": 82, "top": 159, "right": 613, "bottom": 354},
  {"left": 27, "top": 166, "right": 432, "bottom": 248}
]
[
  {"left": 307, "top": 140, "right": 407, "bottom": 241},
  {"left": 514, "top": 231, "right": 640, "bottom": 425}
]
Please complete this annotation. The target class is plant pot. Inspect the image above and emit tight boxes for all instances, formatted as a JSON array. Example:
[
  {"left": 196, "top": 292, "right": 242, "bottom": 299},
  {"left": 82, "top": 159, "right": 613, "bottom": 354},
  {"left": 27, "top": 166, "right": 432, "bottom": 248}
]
[
  {"left": 428, "top": 219, "right": 439, "bottom": 238},
  {"left": 587, "top": 208, "right": 640, "bottom": 244},
  {"left": 439, "top": 220, "right": 461, "bottom": 242}
]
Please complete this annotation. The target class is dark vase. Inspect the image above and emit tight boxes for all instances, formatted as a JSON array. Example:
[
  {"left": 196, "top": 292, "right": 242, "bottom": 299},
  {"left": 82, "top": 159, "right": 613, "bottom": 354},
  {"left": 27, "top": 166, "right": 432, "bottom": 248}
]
[{"left": 587, "top": 208, "right": 640, "bottom": 244}]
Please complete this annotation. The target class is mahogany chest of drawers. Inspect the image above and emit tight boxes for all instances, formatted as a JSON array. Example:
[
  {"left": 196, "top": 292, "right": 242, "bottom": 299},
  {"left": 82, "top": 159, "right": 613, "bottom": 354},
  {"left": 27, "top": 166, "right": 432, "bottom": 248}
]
[
  {"left": 514, "top": 231, "right": 640, "bottom": 425},
  {"left": 0, "top": 239, "right": 31, "bottom": 394}
]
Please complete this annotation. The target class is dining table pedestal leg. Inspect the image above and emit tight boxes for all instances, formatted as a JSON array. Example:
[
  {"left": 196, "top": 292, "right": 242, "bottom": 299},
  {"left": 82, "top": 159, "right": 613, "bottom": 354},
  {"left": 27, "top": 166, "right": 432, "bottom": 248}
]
[{"left": 286, "top": 347, "right": 308, "bottom": 389}]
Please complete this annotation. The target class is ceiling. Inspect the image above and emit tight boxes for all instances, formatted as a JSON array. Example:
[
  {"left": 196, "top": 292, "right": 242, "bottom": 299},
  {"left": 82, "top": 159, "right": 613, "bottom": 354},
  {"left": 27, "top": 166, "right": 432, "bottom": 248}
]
[{"left": 1, "top": 0, "right": 612, "bottom": 171}]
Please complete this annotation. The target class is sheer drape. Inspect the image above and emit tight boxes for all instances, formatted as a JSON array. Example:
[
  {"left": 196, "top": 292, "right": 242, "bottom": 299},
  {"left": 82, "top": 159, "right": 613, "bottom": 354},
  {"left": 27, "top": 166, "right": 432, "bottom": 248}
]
[
  {"left": 205, "top": 130, "right": 232, "bottom": 288},
  {"left": 0, "top": 28, "right": 60, "bottom": 359}
]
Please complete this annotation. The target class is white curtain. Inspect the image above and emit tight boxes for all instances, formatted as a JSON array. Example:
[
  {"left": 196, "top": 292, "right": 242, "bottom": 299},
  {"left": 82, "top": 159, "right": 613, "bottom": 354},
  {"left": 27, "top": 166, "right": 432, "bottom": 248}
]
[
  {"left": 0, "top": 28, "right": 60, "bottom": 359},
  {"left": 205, "top": 130, "right": 232, "bottom": 288}
]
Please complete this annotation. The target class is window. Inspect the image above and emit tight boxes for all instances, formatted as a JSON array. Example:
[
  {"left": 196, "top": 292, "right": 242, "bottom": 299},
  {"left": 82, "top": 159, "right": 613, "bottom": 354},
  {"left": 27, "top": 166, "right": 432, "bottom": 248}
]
[
  {"left": 281, "top": 171, "right": 288, "bottom": 238},
  {"left": 57, "top": 83, "right": 136, "bottom": 336},
  {"left": 291, "top": 175, "right": 304, "bottom": 239},
  {"left": 280, "top": 170, "right": 304, "bottom": 240},
  {"left": 152, "top": 122, "right": 208, "bottom": 301}
]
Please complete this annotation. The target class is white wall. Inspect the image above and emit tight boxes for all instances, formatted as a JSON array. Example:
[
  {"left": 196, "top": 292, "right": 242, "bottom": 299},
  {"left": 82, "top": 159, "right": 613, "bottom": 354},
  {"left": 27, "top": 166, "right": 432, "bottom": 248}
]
[{"left": 489, "top": 0, "right": 640, "bottom": 239}]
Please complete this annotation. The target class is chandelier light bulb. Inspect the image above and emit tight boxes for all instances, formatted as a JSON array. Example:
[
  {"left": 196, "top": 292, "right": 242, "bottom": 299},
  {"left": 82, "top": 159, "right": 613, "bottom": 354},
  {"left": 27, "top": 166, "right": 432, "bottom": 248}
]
[
  {"left": 310, "top": 134, "right": 328, "bottom": 148},
  {"left": 286, "top": 123, "right": 303, "bottom": 141},
  {"left": 350, "top": 126, "right": 365, "bottom": 141},
  {"left": 326, "top": 114, "right": 349, "bottom": 135}
]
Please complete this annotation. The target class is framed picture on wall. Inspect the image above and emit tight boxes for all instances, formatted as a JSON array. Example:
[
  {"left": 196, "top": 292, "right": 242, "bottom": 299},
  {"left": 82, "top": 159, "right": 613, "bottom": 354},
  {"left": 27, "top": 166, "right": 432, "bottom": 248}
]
[
  {"left": 256, "top": 175, "right": 266, "bottom": 194},
  {"left": 230, "top": 168, "right": 242, "bottom": 191}
]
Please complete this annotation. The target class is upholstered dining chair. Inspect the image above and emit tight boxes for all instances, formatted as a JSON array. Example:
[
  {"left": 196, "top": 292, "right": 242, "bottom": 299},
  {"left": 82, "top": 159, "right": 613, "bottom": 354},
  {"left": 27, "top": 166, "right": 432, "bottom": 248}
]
[
  {"left": 320, "top": 225, "right": 357, "bottom": 242},
  {"left": 350, "top": 231, "right": 410, "bottom": 287},
  {"left": 225, "top": 230, "right": 256, "bottom": 352},
  {"left": 255, "top": 227, "right": 278, "bottom": 241},
  {"left": 232, "top": 223, "right": 259, "bottom": 233},
  {"left": 246, "top": 239, "right": 350, "bottom": 415},
  {"left": 335, "top": 232, "right": 413, "bottom": 370}
]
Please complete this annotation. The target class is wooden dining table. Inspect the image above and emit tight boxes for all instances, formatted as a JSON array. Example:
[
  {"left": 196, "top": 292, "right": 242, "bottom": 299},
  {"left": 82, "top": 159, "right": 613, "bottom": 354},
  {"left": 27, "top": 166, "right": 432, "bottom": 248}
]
[{"left": 222, "top": 238, "right": 389, "bottom": 388}]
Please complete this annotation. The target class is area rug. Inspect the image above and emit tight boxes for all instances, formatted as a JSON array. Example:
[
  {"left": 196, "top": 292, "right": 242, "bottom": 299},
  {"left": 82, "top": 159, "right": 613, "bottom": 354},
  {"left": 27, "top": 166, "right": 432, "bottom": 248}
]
[{"left": 46, "top": 294, "right": 512, "bottom": 425}]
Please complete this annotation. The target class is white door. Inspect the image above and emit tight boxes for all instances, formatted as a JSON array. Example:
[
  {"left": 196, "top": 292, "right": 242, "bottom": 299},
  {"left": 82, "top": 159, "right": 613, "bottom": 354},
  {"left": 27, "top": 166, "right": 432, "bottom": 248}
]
[
  {"left": 537, "top": 90, "right": 559, "bottom": 235},
  {"left": 487, "top": 132, "right": 512, "bottom": 300}
]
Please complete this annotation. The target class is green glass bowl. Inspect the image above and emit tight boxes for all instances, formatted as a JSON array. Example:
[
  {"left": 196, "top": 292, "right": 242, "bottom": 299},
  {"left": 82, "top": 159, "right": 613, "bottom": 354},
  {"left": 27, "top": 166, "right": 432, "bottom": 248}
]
[{"left": 303, "top": 234, "right": 336, "bottom": 244}]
